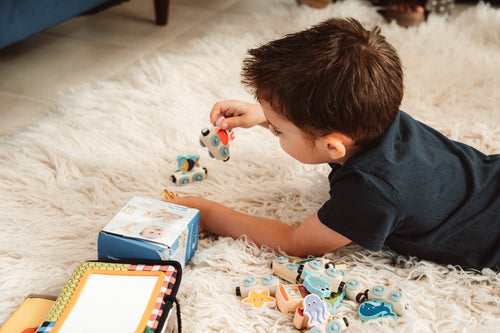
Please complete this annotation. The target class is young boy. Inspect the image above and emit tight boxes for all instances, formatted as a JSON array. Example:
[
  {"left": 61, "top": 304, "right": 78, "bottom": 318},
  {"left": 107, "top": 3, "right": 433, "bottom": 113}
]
[{"left": 172, "top": 18, "right": 500, "bottom": 270}]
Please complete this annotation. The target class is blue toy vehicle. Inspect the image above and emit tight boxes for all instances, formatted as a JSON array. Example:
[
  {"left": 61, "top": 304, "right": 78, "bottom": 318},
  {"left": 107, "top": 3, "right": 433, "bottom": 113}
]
[{"left": 170, "top": 154, "right": 207, "bottom": 185}]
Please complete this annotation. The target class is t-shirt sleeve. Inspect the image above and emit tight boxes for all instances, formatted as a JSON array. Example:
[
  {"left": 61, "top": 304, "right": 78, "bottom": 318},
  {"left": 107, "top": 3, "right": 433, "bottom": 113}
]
[{"left": 317, "top": 171, "right": 404, "bottom": 252}]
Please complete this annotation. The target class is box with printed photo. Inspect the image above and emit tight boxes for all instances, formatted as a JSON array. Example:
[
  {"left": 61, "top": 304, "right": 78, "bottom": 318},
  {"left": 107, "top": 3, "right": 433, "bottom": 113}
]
[{"left": 98, "top": 196, "right": 199, "bottom": 267}]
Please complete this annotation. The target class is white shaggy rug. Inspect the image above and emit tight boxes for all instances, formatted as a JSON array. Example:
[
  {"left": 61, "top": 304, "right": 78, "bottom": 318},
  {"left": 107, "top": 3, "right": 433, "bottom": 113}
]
[{"left": 1, "top": 0, "right": 500, "bottom": 332}]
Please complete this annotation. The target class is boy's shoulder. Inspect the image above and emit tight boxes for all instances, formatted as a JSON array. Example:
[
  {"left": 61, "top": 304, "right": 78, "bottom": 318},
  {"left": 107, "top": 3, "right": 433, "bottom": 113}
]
[
  {"left": 334, "top": 112, "right": 417, "bottom": 178},
  {"left": 342, "top": 110, "right": 460, "bottom": 176},
  {"left": 328, "top": 110, "right": 480, "bottom": 200}
]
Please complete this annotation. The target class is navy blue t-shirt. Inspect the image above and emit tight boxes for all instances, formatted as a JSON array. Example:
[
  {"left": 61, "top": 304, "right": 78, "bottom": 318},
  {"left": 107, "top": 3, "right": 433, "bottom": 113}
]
[{"left": 318, "top": 111, "right": 500, "bottom": 269}]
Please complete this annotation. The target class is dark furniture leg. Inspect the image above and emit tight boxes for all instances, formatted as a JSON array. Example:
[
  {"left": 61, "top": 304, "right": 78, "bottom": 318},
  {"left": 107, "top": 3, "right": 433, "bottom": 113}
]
[{"left": 154, "top": 0, "right": 170, "bottom": 25}]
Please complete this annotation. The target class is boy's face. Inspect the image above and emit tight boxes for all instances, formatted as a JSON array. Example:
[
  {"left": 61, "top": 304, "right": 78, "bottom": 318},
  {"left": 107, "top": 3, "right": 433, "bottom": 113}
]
[{"left": 261, "top": 100, "right": 331, "bottom": 164}]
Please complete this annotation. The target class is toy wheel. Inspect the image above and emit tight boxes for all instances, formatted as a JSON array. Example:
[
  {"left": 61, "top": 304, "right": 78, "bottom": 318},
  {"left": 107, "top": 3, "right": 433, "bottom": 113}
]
[
  {"left": 219, "top": 145, "right": 229, "bottom": 158},
  {"left": 326, "top": 320, "right": 344, "bottom": 333},
  {"left": 193, "top": 172, "right": 204, "bottom": 182},
  {"left": 356, "top": 291, "right": 368, "bottom": 304},
  {"left": 208, "top": 151, "right": 214, "bottom": 158},
  {"left": 210, "top": 134, "right": 220, "bottom": 147},
  {"left": 324, "top": 261, "right": 335, "bottom": 270},
  {"left": 389, "top": 290, "right": 403, "bottom": 302},
  {"left": 346, "top": 278, "right": 360, "bottom": 290},
  {"left": 170, "top": 175, "right": 177, "bottom": 183},
  {"left": 199, "top": 139, "right": 205, "bottom": 147},
  {"left": 371, "top": 285, "right": 387, "bottom": 297},
  {"left": 276, "top": 257, "right": 289, "bottom": 264},
  {"left": 243, "top": 277, "right": 257, "bottom": 287},
  {"left": 309, "top": 260, "right": 323, "bottom": 270},
  {"left": 262, "top": 275, "right": 275, "bottom": 285},
  {"left": 326, "top": 267, "right": 342, "bottom": 277},
  {"left": 179, "top": 176, "right": 190, "bottom": 185}
]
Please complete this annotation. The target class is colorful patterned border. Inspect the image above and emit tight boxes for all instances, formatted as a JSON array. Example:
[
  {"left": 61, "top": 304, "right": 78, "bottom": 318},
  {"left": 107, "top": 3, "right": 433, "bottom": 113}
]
[{"left": 130, "top": 264, "right": 177, "bottom": 330}]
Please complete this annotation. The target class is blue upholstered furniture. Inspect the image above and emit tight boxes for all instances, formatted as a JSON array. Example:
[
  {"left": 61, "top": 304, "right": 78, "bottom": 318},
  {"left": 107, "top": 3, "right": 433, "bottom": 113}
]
[{"left": 0, "top": 0, "right": 170, "bottom": 50}]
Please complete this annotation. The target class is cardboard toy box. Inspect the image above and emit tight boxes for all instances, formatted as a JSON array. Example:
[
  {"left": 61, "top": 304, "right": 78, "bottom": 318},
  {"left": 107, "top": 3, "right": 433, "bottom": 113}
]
[{"left": 98, "top": 196, "right": 199, "bottom": 267}]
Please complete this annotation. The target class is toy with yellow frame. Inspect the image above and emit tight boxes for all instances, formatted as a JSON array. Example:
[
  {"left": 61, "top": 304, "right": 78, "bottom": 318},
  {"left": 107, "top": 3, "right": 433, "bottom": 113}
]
[{"left": 35, "top": 260, "right": 182, "bottom": 333}]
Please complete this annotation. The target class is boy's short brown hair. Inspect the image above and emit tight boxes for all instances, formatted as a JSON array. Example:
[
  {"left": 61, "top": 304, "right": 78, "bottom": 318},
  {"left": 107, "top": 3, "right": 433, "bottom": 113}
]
[{"left": 242, "top": 17, "right": 403, "bottom": 146}]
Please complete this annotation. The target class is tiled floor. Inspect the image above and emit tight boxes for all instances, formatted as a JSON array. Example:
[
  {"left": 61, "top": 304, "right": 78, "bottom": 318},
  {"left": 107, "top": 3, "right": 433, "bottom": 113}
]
[
  {"left": 0, "top": 0, "right": 241, "bottom": 137},
  {"left": 0, "top": 0, "right": 475, "bottom": 137}
]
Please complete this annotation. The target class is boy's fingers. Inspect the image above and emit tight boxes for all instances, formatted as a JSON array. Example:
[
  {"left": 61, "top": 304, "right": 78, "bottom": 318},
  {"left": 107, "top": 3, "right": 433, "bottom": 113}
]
[
  {"left": 219, "top": 116, "right": 242, "bottom": 130},
  {"left": 210, "top": 108, "right": 223, "bottom": 125},
  {"left": 210, "top": 100, "right": 246, "bottom": 125},
  {"left": 210, "top": 101, "right": 235, "bottom": 124}
]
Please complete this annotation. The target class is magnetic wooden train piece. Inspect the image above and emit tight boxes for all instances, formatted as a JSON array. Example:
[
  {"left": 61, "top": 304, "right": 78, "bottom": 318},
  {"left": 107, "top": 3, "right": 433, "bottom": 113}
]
[
  {"left": 199, "top": 117, "right": 235, "bottom": 162},
  {"left": 236, "top": 275, "right": 278, "bottom": 310},
  {"left": 344, "top": 278, "right": 410, "bottom": 321},
  {"left": 170, "top": 154, "right": 207, "bottom": 185},
  {"left": 272, "top": 257, "right": 347, "bottom": 294}
]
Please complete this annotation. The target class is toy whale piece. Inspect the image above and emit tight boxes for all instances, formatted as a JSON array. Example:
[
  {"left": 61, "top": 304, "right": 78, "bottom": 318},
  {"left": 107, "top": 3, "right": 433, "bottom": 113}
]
[
  {"left": 358, "top": 299, "right": 397, "bottom": 322},
  {"left": 303, "top": 294, "right": 329, "bottom": 327},
  {"left": 177, "top": 154, "right": 200, "bottom": 173}
]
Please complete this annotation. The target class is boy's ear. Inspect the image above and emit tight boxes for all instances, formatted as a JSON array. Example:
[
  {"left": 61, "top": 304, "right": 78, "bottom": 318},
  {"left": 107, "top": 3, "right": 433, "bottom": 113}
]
[{"left": 320, "top": 132, "right": 353, "bottom": 160}]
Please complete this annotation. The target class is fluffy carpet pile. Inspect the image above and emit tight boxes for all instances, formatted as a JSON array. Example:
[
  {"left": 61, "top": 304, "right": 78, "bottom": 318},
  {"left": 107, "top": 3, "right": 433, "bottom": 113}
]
[{"left": 1, "top": 0, "right": 499, "bottom": 331}]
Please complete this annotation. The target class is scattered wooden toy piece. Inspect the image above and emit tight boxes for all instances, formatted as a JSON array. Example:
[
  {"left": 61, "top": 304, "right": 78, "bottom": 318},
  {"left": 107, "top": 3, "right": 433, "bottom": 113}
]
[
  {"left": 358, "top": 299, "right": 397, "bottom": 322},
  {"left": 160, "top": 189, "right": 179, "bottom": 201},
  {"left": 170, "top": 154, "right": 207, "bottom": 185},
  {"left": 276, "top": 284, "right": 310, "bottom": 314},
  {"left": 302, "top": 271, "right": 332, "bottom": 298},
  {"left": 293, "top": 294, "right": 349, "bottom": 332},
  {"left": 199, "top": 117, "right": 235, "bottom": 162},
  {"left": 271, "top": 256, "right": 347, "bottom": 290},
  {"left": 293, "top": 294, "right": 330, "bottom": 329},
  {"left": 344, "top": 278, "right": 369, "bottom": 303},
  {"left": 367, "top": 284, "right": 409, "bottom": 316},
  {"left": 236, "top": 275, "right": 278, "bottom": 298},
  {"left": 345, "top": 278, "right": 410, "bottom": 318},
  {"left": 303, "top": 260, "right": 347, "bottom": 294},
  {"left": 241, "top": 289, "right": 276, "bottom": 310}
]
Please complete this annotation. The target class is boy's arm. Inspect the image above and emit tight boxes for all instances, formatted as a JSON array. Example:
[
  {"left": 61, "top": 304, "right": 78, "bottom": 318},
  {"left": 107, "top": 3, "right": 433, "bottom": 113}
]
[
  {"left": 170, "top": 196, "right": 351, "bottom": 257},
  {"left": 291, "top": 212, "right": 351, "bottom": 257},
  {"left": 210, "top": 100, "right": 268, "bottom": 130}
]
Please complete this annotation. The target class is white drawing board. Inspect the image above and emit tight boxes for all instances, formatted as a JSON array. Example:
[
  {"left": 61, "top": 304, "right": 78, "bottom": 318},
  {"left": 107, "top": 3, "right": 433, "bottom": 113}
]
[{"left": 56, "top": 272, "right": 163, "bottom": 333}]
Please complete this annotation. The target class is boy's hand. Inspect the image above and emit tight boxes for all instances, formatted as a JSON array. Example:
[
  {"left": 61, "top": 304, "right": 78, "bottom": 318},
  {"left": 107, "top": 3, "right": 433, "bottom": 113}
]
[{"left": 210, "top": 100, "right": 267, "bottom": 130}]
